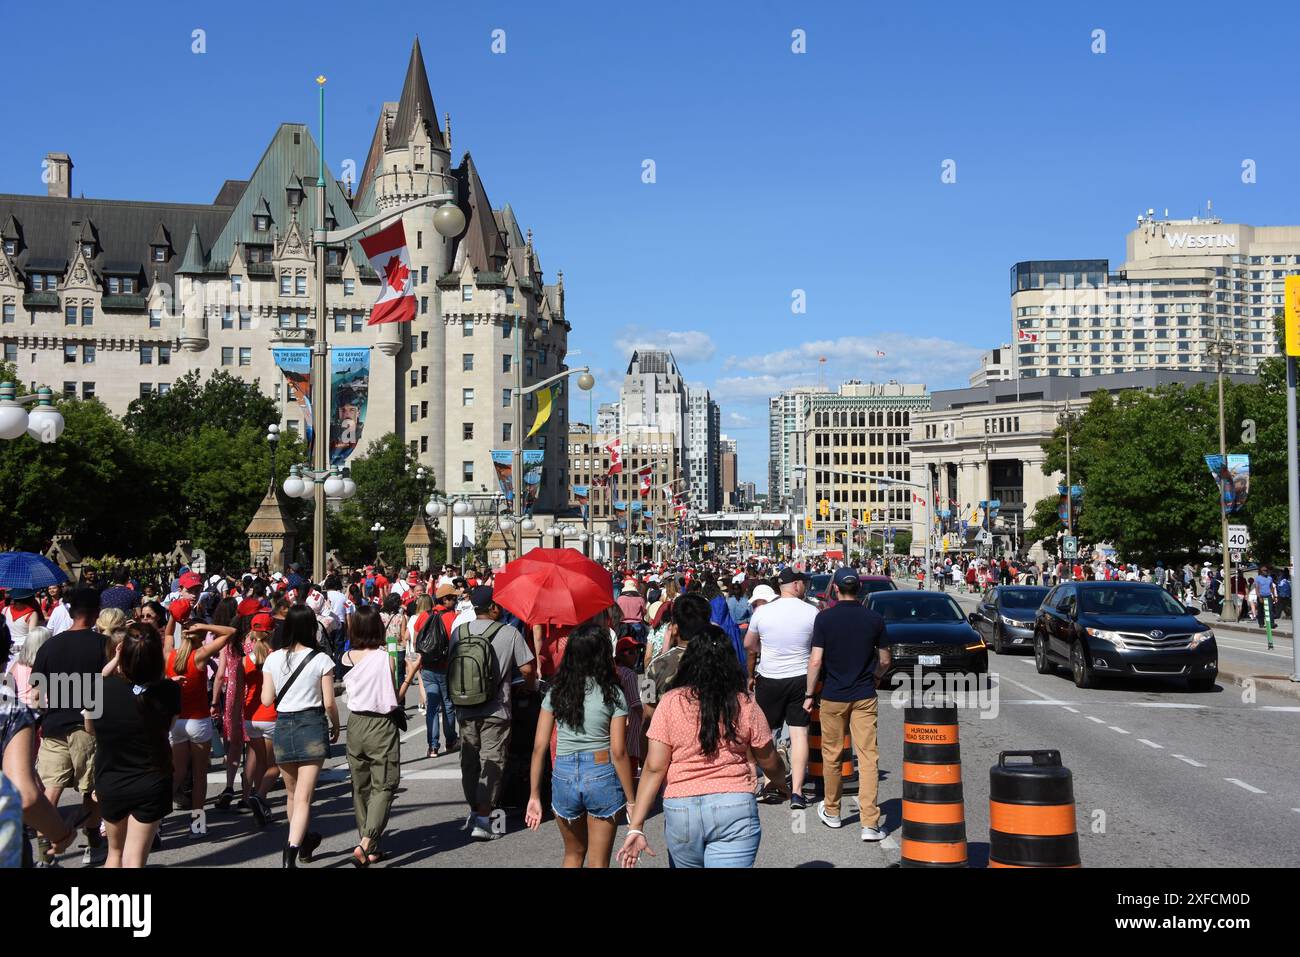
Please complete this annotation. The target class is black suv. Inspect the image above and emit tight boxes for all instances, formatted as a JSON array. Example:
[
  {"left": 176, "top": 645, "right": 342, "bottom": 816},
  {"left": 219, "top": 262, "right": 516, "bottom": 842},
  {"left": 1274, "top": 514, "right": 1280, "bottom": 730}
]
[{"left": 1033, "top": 581, "right": 1217, "bottom": 691}]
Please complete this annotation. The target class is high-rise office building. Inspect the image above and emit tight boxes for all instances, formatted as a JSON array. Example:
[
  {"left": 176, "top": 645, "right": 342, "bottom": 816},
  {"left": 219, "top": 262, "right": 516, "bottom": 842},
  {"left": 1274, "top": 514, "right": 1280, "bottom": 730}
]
[
  {"left": 686, "top": 384, "right": 720, "bottom": 512},
  {"left": 767, "top": 386, "right": 828, "bottom": 510}
]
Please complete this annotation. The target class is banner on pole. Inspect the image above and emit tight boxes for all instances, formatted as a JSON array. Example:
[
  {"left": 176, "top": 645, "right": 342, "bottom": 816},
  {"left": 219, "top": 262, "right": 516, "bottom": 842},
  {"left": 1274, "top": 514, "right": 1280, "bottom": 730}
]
[
  {"left": 523, "top": 450, "right": 545, "bottom": 508},
  {"left": 329, "top": 347, "right": 369, "bottom": 467},
  {"left": 1205, "top": 453, "right": 1250, "bottom": 514},
  {"left": 491, "top": 450, "right": 514, "bottom": 501},
  {"left": 273, "top": 348, "right": 313, "bottom": 457},
  {"left": 527, "top": 386, "right": 553, "bottom": 438}
]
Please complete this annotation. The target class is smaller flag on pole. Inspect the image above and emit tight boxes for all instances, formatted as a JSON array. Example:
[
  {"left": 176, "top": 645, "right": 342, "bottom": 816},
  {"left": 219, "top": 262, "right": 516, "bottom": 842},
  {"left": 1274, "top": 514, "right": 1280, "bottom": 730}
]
[
  {"left": 527, "top": 385, "right": 552, "bottom": 438},
  {"left": 359, "top": 221, "right": 417, "bottom": 325},
  {"left": 606, "top": 439, "right": 623, "bottom": 475}
]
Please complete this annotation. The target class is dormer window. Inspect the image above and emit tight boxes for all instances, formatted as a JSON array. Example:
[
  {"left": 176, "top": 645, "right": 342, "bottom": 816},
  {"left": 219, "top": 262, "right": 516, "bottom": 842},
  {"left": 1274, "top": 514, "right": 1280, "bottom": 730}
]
[
  {"left": 152, "top": 245, "right": 167, "bottom": 263},
  {"left": 286, "top": 184, "right": 303, "bottom": 208},
  {"left": 325, "top": 216, "right": 337, "bottom": 231},
  {"left": 4, "top": 240, "right": 16, "bottom": 256},
  {"left": 254, "top": 215, "right": 270, "bottom": 232},
  {"left": 81, "top": 242, "right": 94, "bottom": 258},
  {"left": 326, "top": 249, "right": 342, "bottom": 267}
]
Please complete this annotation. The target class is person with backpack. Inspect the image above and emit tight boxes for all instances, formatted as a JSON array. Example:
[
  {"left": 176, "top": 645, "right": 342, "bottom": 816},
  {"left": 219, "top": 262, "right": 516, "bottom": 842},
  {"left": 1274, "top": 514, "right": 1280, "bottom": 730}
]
[
  {"left": 449, "top": 586, "right": 535, "bottom": 841},
  {"left": 399, "top": 588, "right": 458, "bottom": 758}
]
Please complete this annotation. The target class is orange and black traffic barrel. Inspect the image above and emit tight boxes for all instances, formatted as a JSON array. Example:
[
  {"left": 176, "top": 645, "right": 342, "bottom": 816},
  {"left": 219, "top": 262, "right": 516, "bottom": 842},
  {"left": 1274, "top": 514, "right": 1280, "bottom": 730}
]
[
  {"left": 988, "top": 750, "right": 1080, "bottom": 868},
  {"left": 807, "top": 682, "right": 856, "bottom": 792},
  {"left": 901, "top": 704, "right": 966, "bottom": 867}
]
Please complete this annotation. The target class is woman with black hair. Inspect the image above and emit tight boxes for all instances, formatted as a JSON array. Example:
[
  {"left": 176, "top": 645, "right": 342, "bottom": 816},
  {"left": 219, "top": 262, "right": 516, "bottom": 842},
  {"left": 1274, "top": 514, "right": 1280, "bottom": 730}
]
[
  {"left": 260, "top": 604, "right": 339, "bottom": 867},
  {"left": 85, "top": 622, "right": 182, "bottom": 867},
  {"left": 617, "top": 626, "right": 789, "bottom": 869},
  {"left": 525, "top": 624, "right": 635, "bottom": 867}
]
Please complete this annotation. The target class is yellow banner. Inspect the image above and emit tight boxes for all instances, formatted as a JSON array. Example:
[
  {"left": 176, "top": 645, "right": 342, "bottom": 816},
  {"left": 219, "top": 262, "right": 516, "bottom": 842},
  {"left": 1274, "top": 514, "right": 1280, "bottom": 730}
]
[
  {"left": 527, "top": 386, "right": 552, "bottom": 438},
  {"left": 1286, "top": 275, "right": 1300, "bottom": 357}
]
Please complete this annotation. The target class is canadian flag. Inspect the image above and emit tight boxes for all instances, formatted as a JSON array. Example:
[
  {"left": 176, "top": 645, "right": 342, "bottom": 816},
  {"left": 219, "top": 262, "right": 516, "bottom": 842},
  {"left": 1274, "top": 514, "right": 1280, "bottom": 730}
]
[
  {"left": 359, "top": 221, "right": 416, "bottom": 325},
  {"left": 1018, "top": 330, "right": 1039, "bottom": 342},
  {"left": 638, "top": 466, "right": 654, "bottom": 495},
  {"left": 605, "top": 439, "right": 623, "bottom": 475},
  {"left": 674, "top": 499, "right": 687, "bottom": 514}
]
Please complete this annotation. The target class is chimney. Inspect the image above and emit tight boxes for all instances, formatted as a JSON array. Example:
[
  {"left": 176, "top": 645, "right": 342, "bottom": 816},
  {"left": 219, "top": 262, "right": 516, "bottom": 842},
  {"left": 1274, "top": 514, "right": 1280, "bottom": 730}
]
[{"left": 45, "top": 152, "right": 72, "bottom": 198}]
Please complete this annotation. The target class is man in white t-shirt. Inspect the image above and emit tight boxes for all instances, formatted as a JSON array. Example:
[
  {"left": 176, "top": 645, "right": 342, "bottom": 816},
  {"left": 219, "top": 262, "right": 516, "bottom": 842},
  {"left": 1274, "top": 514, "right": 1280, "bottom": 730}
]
[{"left": 744, "top": 567, "right": 819, "bottom": 810}]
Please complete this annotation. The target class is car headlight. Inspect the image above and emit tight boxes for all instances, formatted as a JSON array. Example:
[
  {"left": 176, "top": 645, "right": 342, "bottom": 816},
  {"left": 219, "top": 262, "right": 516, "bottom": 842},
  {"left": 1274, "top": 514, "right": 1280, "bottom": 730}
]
[
  {"left": 1086, "top": 627, "right": 1128, "bottom": 650},
  {"left": 965, "top": 640, "right": 987, "bottom": 651},
  {"left": 1001, "top": 614, "right": 1029, "bottom": 628},
  {"left": 1189, "top": 629, "right": 1214, "bottom": 649}
]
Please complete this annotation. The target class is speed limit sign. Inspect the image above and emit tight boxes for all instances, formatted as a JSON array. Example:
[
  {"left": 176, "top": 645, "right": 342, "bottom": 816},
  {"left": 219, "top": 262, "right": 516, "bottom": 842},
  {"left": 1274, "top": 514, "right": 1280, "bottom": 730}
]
[{"left": 1227, "top": 525, "right": 1250, "bottom": 550}]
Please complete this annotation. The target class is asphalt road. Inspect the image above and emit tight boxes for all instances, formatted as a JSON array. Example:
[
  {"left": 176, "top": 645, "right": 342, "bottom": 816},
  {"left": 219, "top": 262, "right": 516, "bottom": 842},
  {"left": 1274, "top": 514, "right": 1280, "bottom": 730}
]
[{"left": 36, "top": 594, "right": 1300, "bottom": 868}]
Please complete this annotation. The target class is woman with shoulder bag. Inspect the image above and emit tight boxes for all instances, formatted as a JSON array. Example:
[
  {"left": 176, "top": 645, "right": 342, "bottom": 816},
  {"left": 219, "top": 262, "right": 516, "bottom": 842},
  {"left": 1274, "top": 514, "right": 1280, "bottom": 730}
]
[
  {"left": 340, "top": 606, "right": 402, "bottom": 866},
  {"left": 260, "top": 605, "right": 339, "bottom": 867}
]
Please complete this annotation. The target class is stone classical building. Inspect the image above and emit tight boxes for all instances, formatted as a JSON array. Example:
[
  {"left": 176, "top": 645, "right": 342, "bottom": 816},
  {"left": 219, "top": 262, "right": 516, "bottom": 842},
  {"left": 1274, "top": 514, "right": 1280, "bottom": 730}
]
[
  {"left": 907, "top": 369, "right": 1256, "bottom": 558},
  {"left": 567, "top": 429, "right": 682, "bottom": 537},
  {"left": 0, "top": 39, "right": 572, "bottom": 511}
]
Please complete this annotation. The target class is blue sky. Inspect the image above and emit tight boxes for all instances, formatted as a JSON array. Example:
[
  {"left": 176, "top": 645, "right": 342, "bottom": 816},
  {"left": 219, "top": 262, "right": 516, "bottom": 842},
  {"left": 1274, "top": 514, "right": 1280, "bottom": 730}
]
[{"left": 6, "top": 0, "right": 1300, "bottom": 488}]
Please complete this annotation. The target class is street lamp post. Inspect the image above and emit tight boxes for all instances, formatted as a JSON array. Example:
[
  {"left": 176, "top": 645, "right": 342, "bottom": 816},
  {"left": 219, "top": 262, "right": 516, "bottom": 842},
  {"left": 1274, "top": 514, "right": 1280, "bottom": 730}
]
[
  {"left": 1207, "top": 334, "right": 1244, "bottom": 620},
  {"left": 511, "top": 365, "right": 595, "bottom": 558},
  {"left": 266, "top": 423, "right": 280, "bottom": 487},
  {"left": 370, "top": 521, "right": 385, "bottom": 562},
  {"left": 0, "top": 383, "right": 66, "bottom": 443},
  {"left": 307, "top": 75, "right": 464, "bottom": 581}
]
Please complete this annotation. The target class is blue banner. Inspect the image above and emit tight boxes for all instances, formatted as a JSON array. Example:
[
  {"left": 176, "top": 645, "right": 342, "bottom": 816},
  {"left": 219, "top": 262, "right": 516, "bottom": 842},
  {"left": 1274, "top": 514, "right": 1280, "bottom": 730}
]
[
  {"left": 329, "top": 348, "right": 369, "bottom": 468},
  {"left": 273, "top": 348, "right": 312, "bottom": 456}
]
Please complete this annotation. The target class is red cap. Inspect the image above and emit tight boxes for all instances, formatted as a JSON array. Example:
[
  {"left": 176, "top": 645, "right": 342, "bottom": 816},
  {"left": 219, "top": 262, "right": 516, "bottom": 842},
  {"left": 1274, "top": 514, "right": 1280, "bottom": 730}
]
[
  {"left": 407, "top": 571, "right": 420, "bottom": 583},
  {"left": 178, "top": 571, "right": 202, "bottom": 589},
  {"left": 250, "top": 612, "right": 275, "bottom": 633},
  {"left": 168, "top": 598, "right": 193, "bottom": 622},
  {"left": 615, "top": 636, "right": 640, "bottom": 656}
]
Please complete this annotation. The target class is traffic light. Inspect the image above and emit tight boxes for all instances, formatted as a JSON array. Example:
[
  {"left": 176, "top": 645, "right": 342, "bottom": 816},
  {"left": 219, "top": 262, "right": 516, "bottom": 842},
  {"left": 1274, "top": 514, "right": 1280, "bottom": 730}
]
[
  {"left": 819, "top": 498, "right": 830, "bottom": 518},
  {"left": 805, "top": 515, "right": 813, "bottom": 531}
]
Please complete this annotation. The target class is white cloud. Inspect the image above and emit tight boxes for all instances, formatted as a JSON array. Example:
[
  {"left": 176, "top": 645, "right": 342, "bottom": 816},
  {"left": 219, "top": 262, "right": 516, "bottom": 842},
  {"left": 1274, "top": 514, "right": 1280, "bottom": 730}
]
[
  {"left": 724, "top": 410, "right": 752, "bottom": 427},
  {"left": 722, "top": 333, "right": 984, "bottom": 391},
  {"left": 614, "top": 328, "right": 716, "bottom": 363}
]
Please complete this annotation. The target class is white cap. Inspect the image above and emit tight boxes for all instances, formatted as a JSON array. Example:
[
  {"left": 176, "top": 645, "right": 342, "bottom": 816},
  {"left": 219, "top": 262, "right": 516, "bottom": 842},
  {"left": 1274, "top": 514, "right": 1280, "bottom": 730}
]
[
  {"left": 750, "top": 584, "right": 777, "bottom": 604},
  {"left": 732, "top": 572, "right": 746, "bottom": 584},
  {"left": 622, "top": 578, "right": 639, "bottom": 592}
]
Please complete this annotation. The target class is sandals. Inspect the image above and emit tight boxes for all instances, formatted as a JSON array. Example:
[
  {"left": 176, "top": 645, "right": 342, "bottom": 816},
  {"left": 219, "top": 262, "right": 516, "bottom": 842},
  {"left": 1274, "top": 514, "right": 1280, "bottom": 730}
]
[{"left": 350, "top": 845, "right": 370, "bottom": 868}]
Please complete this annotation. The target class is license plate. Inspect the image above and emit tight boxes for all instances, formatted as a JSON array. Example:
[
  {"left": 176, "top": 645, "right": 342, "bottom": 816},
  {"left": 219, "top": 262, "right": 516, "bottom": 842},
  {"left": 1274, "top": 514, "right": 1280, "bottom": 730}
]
[{"left": 919, "top": 654, "right": 941, "bottom": 666}]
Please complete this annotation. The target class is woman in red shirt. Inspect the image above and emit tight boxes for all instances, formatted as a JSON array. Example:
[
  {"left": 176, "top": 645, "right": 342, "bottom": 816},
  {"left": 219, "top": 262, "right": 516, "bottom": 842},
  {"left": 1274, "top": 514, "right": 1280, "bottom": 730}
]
[
  {"left": 241, "top": 613, "right": 279, "bottom": 827},
  {"left": 166, "top": 618, "right": 236, "bottom": 829}
]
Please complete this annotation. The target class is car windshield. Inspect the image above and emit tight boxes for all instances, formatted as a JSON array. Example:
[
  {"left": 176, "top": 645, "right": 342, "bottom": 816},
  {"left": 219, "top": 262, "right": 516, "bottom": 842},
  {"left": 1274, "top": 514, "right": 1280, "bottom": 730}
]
[
  {"left": 869, "top": 593, "right": 965, "bottom": 623},
  {"left": 860, "top": 579, "right": 896, "bottom": 594},
  {"left": 1000, "top": 588, "right": 1050, "bottom": 609},
  {"left": 1080, "top": 586, "right": 1187, "bottom": 616},
  {"left": 809, "top": 574, "right": 831, "bottom": 592}
]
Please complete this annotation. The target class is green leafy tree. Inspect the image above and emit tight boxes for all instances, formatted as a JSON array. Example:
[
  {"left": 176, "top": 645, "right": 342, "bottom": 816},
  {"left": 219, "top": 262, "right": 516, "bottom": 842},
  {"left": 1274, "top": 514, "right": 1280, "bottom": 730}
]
[
  {"left": 0, "top": 398, "right": 155, "bottom": 554},
  {"left": 123, "top": 370, "right": 278, "bottom": 438}
]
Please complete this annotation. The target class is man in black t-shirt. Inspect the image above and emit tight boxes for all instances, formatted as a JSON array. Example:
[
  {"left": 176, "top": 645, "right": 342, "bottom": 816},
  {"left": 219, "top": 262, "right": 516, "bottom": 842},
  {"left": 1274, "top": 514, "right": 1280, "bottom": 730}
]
[
  {"left": 805, "top": 568, "right": 891, "bottom": 841},
  {"left": 31, "top": 588, "right": 107, "bottom": 854}
]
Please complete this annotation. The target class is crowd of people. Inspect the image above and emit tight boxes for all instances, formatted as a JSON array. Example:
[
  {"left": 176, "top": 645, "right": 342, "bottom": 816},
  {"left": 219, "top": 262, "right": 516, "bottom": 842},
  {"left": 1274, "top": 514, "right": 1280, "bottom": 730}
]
[{"left": 0, "top": 543, "right": 1287, "bottom": 870}]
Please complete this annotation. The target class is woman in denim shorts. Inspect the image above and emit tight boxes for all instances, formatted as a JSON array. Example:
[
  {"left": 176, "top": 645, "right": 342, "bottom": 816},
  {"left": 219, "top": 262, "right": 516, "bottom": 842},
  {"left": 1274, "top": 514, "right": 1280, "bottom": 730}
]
[{"left": 525, "top": 624, "right": 636, "bottom": 867}]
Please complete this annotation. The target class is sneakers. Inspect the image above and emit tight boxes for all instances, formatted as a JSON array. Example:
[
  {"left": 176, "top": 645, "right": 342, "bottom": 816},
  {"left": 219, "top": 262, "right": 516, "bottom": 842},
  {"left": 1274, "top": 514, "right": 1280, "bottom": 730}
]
[
  {"left": 214, "top": 788, "right": 236, "bottom": 811},
  {"left": 469, "top": 815, "right": 501, "bottom": 841},
  {"left": 861, "top": 825, "right": 886, "bottom": 842},
  {"left": 816, "top": 801, "right": 843, "bottom": 829},
  {"left": 790, "top": 793, "right": 808, "bottom": 811}
]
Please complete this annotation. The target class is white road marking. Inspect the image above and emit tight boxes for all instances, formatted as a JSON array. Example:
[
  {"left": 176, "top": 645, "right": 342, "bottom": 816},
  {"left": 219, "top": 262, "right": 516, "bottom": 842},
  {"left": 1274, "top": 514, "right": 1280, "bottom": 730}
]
[
  {"left": 1172, "top": 754, "right": 1206, "bottom": 767},
  {"left": 1258, "top": 706, "right": 1300, "bottom": 712},
  {"left": 1224, "top": 778, "right": 1266, "bottom": 794},
  {"left": 1133, "top": 702, "right": 1207, "bottom": 709},
  {"left": 1137, "top": 738, "right": 1163, "bottom": 749},
  {"left": 1087, "top": 716, "right": 1106, "bottom": 724},
  {"left": 1213, "top": 638, "right": 1292, "bottom": 660},
  {"left": 993, "top": 672, "right": 1063, "bottom": 702},
  {"left": 1003, "top": 699, "right": 1076, "bottom": 705},
  {"left": 1108, "top": 726, "right": 1130, "bottom": 734},
  {"left": 1064, "top": 707, "right": 1080, "bottom": 713}
]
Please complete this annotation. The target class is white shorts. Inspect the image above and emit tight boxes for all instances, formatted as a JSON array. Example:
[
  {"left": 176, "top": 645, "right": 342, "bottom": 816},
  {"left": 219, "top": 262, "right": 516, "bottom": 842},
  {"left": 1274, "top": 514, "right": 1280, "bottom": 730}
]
[
  {"left": 170, "top": 718, "right": 214, "bottom": 745},
  {"left": 243, "top": 720, "right": 276, "bottom": 740}
]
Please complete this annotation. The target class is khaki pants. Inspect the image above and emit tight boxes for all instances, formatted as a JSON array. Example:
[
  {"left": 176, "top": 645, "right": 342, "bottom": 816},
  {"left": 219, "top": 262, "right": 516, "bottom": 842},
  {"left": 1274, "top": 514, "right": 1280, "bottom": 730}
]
[
  {"left": 346, "top": 712, "right": 401, "bottom": 842},
  {"left": 819, "top": 697, "right": 880, "bottom": 827},
  {"left": 459, "top": 716, "right": 510, "bottom": 812}
]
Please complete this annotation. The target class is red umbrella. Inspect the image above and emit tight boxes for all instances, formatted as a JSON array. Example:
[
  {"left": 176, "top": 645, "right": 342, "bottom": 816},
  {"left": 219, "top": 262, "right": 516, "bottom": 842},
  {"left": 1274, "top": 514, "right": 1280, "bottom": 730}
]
[{"left": 493, "top": 548, "right": 614, "bottom": 627}]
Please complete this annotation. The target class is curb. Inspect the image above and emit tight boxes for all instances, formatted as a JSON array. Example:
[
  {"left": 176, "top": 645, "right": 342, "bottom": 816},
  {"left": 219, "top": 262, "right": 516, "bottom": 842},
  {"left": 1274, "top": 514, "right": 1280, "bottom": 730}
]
[{"left": 1214, "top": 660, "right": 1300, "bottom": 703}]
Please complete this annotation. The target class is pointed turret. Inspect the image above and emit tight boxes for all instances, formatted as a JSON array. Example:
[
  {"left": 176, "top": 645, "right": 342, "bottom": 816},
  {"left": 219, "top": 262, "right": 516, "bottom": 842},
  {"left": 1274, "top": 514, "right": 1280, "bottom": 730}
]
[
  {"left": 176, "top": 223, "right": 206, "bottom": 275},
  {"left": 390, "top": 38, "right": 442, "bottom": 151},
  {"left": 457, "top": 153, "right": 508, "bottom": 274}
]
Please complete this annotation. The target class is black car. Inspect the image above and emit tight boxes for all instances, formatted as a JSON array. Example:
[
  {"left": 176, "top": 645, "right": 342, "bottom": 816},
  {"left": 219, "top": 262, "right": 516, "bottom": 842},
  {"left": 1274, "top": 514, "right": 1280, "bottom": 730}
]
[
  {"left": 1033, "top": 581, "right": 1218, "bottom": 691},
  {"left": 970, "top": 585, "right": 1052, "bottom": 654},
  {"left": 866, "top": 590, "right": 988, "bottom": 679}
]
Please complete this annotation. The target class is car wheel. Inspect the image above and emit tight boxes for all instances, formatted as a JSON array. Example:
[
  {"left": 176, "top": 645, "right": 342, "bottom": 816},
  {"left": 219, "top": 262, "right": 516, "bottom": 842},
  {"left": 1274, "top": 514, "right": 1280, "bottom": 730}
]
[
  {"left": 1070, "top": 640, "right": 1095, "bottom": 689},
  {"left": 1187, "top": 675, "right": 1216, "bottom": 692},
  {"left": 992, "top": 624, "right": 1005, "bottom": 655},
  {"left": 1034, "top": 632, "right": 1053, "bottom": 674}
]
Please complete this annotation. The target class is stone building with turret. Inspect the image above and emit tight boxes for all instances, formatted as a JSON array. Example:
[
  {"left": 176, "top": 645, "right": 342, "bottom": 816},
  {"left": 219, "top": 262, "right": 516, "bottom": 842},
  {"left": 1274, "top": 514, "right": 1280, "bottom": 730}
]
[{"left": 0, "top": 38, "right": 572, "bottom": 510}]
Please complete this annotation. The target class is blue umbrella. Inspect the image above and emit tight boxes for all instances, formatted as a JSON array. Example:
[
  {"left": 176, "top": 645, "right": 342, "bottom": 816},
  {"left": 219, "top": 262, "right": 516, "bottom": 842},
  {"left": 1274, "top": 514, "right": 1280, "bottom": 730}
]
[{"left": 0, "top": 551, "right": 70, "bottom": 591}]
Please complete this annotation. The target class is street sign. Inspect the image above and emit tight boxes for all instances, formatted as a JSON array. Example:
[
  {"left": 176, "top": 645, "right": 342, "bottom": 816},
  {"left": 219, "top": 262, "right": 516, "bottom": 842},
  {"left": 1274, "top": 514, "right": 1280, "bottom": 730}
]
[
  {"left": 1227, "top": 524, "right": 1250, "bottom": 550},
  {"left": 1230, "top": 549, "right": 1244, "bottom": 564},
  {"left": 1286, "top": 275, "right": 1300, "bottom": 356},
  {"left": 1062, "top": 535, "right": 1079, "bottom": 557},
  {"left": 977, "top": 530, "right": 993, "bottom": 545}
]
